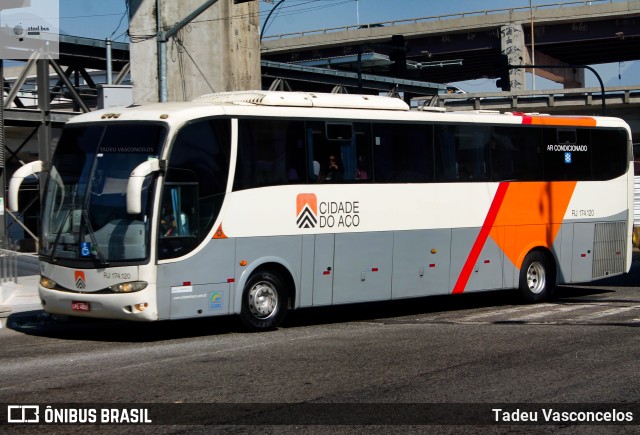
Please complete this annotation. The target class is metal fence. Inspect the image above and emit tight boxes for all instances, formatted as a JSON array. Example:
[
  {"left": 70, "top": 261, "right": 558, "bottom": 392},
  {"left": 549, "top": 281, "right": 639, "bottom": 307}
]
[{"left": 0, "top": 241, "right": 19, "bottom": 285}]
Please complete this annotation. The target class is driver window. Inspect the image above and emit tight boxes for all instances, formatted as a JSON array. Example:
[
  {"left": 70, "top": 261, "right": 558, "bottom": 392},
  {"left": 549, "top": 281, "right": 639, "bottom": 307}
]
[
  {"left": 160, "top": 179, "right": 198, "bottom": 238},
  {"left": 158, "top": 118, "right": 230, "bottom": 259}
]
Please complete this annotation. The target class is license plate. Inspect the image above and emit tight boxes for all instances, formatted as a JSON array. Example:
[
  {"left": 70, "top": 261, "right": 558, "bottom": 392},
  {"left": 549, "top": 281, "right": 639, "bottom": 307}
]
[{"left": 71, "top": 301, "right": 91, "bottom": 312}]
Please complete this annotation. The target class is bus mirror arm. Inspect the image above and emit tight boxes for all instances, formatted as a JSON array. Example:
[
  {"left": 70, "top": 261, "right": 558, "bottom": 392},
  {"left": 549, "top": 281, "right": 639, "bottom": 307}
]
[
  {"left": 8, "top": 160, "right": 44, "bottom": 212},
  {"left": 127, "top": 158, "right": 166, "bottom": 214}
]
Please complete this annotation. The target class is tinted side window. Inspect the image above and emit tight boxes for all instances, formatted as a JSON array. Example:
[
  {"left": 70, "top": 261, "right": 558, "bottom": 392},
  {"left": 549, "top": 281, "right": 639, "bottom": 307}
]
[
  {"left": 307, "top": 121, "right": 372, "bottom": 183},
  {"left": 234, "top": 119, "right": 306, "bottom": 190},
  {"left": 543, "top": 128, "right": 591, "bottom": 181},
  {"left": 435, "top": 124, "right": 490, "bottom": 181},
  {"left": 490, "top": 127, "right": 543, "bottom": 181},
  {"left": 373, "top": 123, "right": 434, "bottom": 183},
  {"left": 591, "top": 128, "right": 628, "bottom": 180}
]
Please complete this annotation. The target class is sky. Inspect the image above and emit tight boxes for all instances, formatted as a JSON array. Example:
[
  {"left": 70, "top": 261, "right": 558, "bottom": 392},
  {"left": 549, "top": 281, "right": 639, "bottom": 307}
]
[{"left": 51, "top": 0, "right": 640, "bottom": 91}]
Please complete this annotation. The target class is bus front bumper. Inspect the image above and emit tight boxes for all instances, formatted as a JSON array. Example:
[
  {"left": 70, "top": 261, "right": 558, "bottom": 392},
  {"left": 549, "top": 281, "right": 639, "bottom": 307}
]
[{"left": 38, "top": 285, "right": 159, "bottom": 321}]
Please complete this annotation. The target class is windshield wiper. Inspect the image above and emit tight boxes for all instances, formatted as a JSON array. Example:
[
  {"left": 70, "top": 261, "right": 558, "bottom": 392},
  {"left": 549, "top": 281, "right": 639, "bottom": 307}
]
[
  {"left": 49, "top": 209, "right": 71, "bottom": 263},
  {"left": 81, "top": 209, "right": 109, "bottom": 267}
]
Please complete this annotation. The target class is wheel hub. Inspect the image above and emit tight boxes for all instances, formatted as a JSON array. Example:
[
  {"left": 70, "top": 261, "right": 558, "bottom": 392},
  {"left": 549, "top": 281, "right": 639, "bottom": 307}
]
[
  {"left": 526, "top": 261, "right": 546, "bottom": 294},
  {"left": 248, "top": 282, "right": 278, "bottom": 319}
]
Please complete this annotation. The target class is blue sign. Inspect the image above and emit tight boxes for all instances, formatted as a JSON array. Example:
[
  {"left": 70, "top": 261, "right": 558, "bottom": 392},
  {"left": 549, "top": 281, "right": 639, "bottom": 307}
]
[
  {"left": 80, "top": 242, "right": 91, "bottom": 257},
  {"left": 564, "top": 152, "right": 572, "bottom": 164}
]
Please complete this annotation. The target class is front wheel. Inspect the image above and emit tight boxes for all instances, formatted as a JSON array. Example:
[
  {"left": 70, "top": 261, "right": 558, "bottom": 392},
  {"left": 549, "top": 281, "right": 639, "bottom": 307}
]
[
  {"left": 518, "top": 251, "right": 555, "bottom": 303},
  {"left": 240, "top": 270, "right": 288, "bottom": 331}
]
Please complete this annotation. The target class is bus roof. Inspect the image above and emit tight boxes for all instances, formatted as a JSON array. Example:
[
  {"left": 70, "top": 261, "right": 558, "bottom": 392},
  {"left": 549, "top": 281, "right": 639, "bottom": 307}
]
[
  {"left": 66, "top": 91, "right": 630, "bottom": 130},
  {"left": 193, "top": 91, "right": 410, "bottom": 111}
]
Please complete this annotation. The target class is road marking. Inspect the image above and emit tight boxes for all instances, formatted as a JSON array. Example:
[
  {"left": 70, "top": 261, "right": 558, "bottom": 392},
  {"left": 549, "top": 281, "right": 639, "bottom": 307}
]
[
  {"left": 440, "top": 302, "right": 640, "bottom": 325},
  {"left": 460, "top": 304, "right": 552, "bottom": 321},
  {"left": 574, "top": 305, "right": 640, "bottom": 321},
  {"left": 507, "top": 304, "right": 586, "bottom": 321}
]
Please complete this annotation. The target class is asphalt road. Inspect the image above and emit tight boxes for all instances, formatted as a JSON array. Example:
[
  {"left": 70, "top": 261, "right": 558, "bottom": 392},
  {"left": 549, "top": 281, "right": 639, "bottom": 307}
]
[{"left": 1, "top": 260, "right": 640, "bottom": 433}]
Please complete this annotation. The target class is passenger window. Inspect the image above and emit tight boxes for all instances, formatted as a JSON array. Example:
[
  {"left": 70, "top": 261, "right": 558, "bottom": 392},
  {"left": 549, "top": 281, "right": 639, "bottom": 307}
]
[
  {"left": 353, "top": 123, "right": 372, "bottom": 182},
  {"left": 373, "top": 122, "right": 434, "bottom": 183},
  {"left": 235, "top": 119, "right": 306, "bottom": 189},
  {"left": 490, "top": 127, "right": 543, "bottom": 181},
  {"left": 435, "top": 124, "right": 490, "bottom": 182},
  {"left": 307, "top": 121, "right": 371, "bottom": 183},
  {"left": 543, "top": 127, "right": 591, "bottom": 181},
  {"left": 591, "top": 128, "right": 628, "bottom": 181}
]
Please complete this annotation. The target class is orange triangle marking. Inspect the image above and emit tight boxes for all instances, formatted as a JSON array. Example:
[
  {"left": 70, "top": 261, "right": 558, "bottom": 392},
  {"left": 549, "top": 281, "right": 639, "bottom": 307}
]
[{"left": 213, "top": 224, "right": 227, "bottom": 239}]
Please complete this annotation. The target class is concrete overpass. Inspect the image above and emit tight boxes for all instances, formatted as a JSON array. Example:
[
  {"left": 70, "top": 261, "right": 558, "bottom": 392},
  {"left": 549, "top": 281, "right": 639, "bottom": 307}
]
[
  {"left": 426, "top": 85, "right": 640, "bottom": 142},
  {"left": 261, "top": 0, "right": 640, "bottom": 91}
]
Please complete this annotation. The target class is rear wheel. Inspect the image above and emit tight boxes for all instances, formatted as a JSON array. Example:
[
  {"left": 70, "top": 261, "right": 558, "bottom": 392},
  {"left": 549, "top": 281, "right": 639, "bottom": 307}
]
[
  {"left": 519, "top": 251, "right": 555, "bottom": 303},
  {"left": 240, "top": 270, "right": 288, "bottom": 331}
]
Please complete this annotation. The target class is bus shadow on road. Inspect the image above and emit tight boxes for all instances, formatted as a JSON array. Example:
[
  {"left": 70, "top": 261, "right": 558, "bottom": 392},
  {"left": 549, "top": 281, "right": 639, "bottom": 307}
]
[
  {"left": 5, "top": 286, "right": 615, "bottom": 341},
  {"left": 5, "top": 310, "right": 245, "bottom": 342},
  {"left": 282, "top": 285, "right": 614, "bottom": 329}
]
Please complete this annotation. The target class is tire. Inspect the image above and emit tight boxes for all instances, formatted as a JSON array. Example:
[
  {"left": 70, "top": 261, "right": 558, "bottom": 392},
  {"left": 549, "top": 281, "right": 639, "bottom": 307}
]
[
  {"left": 240, "top": 270, "right": 288, "bottom": 331},
  {"left": 518, "top": 251, "right": 555, "bottom": 303}
]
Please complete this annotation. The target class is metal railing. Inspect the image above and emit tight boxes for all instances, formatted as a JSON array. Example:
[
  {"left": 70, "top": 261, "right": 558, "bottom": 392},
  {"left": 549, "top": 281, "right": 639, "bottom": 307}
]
[
  {"left": 0, "top": 241, "right": 19, "bottom": 285},
  {"left": 262, "top": 0, "right": 611, "bottom": 40},
  {"left": 430, "top": 85, "right": 640, "bottom": 111}
]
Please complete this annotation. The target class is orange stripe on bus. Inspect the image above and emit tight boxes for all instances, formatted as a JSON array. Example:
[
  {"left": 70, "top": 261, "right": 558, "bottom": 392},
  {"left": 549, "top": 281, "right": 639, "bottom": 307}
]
[
  {"left": 522, "top": 115, "right": 596, "bottom": 127},
  {"left": 489, "top": 181, "right": 576, "bottom": 268},
  {"left": 454, "top": 181, "right": 576, "bottom": 294}
]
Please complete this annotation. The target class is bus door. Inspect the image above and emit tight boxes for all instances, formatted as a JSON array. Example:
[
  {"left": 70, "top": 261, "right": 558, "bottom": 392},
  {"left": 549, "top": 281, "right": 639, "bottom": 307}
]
[{"left": 158, "top": 178, "right": 231, "bottom": 320}]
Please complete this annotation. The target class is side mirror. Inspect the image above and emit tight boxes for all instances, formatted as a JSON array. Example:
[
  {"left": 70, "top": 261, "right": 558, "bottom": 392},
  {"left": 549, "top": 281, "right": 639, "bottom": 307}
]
[
  {"left": 8, "top": 160, "right": 44, "bottom": 212},
  {"left": 127, "top": 158, "right": 164, "bottom": 214}
]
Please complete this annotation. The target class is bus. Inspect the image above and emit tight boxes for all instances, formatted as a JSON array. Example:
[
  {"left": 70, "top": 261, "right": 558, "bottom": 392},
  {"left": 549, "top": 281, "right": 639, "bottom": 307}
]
[{"left": 8, "top": 91, "right": 633, "bottom": 331}]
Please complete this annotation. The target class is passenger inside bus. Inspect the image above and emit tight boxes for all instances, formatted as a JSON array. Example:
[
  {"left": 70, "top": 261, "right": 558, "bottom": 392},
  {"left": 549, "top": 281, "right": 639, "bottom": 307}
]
[
  {"left": 355, "top": 155, "right": 369, "bottom": 180},
  {"left": 322, "top": 154, "right": 343, "bottom": 181},
  {"left": 160, "top": 206, "right": 178, "bottom": 237}
]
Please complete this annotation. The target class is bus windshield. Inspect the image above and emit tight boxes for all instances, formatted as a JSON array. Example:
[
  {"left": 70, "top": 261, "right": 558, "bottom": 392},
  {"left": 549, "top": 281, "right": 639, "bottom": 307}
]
[{"left": 41, "top": 123, "right": 166, "bottom": 264}]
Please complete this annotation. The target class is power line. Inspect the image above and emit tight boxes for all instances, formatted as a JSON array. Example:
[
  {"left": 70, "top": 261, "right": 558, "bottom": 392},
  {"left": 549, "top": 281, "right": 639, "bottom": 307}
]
[
  {"left": 59, "top": 12, "right": 126, "bottom": 20},
  {"left": 109, "top": 0, "right": 130, "bottom": 40},
  {"left": 191, "top": 0, "right": 355, "bottom": 26},
  {"left": 81, "top": 0, "right": 358, "bottom": 43}
]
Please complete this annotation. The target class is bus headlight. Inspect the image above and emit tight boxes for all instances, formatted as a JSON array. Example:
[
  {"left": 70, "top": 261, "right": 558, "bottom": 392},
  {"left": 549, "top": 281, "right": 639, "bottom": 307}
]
[
  {"left": 109, "top": 281, "right": 148, "bottom": 293},
  {"left": 40, "top": 276, "right": 57, "bottom": 289}
]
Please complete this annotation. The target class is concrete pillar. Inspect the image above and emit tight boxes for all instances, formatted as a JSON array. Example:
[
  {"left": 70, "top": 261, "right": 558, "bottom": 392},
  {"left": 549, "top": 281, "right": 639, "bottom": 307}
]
[
  {"left": 128, "top": 0, "right": 260, "bottom": 103},
  {"left": 500, "top": 24, "right": 526, "bottom": 92}
]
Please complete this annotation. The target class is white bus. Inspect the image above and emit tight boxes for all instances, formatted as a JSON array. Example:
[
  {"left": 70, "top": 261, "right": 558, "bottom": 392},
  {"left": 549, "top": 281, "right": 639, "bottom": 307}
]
[{"left": 9, "top": 91, "right": 633, "bottom": 331}]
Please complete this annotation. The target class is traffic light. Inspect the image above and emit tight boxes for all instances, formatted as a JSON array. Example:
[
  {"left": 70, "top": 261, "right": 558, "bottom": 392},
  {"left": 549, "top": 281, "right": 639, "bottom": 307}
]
[
  {"left": 495, "top": 54, "right": 511, "bottom": 91},
  {"left": 389, "top": 34, "right": 407, "bottom": 75}
]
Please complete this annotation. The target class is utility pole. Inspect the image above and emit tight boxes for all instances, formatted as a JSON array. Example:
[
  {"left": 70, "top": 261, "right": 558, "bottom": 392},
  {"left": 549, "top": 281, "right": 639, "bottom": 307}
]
[
  {"left": 156, "top": 0, "right": 224, "bottom": 102},
  {"left": 130, "top": 0, "right": 259, "bottom": 103}
]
